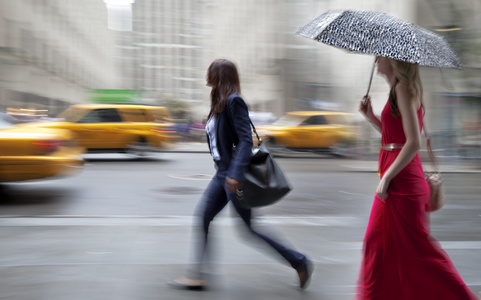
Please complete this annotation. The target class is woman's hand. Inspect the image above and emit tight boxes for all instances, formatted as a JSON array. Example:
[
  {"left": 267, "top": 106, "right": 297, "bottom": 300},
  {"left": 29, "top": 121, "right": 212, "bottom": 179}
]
[
  {"left": 359, "top": 95, "right": 382, "bottom": 134},
  {"left": 359, "top": 95, "right": 374, "bottom": 119},
  {"left": 226, "top": 176, "right": 242, "bottom": 193},
  {"left": 376, "top": 177, "right": 390, "bottom": 200}
]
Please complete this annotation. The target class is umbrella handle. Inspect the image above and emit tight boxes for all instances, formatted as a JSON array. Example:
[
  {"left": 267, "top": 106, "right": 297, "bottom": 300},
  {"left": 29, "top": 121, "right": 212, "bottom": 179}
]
[{"left": 363, "top": 59, "right": 376, "bottom": 104}]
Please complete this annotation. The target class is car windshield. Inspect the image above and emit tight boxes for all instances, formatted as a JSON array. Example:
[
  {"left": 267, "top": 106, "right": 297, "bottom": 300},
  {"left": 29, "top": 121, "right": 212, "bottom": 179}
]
[
  {"left": 272, "top": 114, "right": 305, "bottom": 126},
  {"left": 57, "top": 107, "right": 89, "bottom": 122},
  {"left": 325, "top": 114, "right": 349, "bottom": 125},
  {"left": 0, "top": 113, "right": 15, "bottom": 129}
]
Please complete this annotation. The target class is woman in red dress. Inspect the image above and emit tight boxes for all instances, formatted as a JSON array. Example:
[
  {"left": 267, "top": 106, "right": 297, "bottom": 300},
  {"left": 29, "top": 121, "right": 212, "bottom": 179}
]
[{"left": 357, "top": 56, "right": 478, "bottom": 300}]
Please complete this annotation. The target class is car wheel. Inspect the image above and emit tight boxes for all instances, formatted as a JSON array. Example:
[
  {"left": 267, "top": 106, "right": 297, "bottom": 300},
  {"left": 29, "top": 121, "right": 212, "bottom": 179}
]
[{"left": 126, "top": 137, "right": 149, "bottom": 157}]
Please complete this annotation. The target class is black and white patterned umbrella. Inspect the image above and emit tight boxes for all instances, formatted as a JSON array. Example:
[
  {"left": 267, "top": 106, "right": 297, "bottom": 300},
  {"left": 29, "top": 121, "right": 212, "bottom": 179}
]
[{"left": 296, "top": 10, "right": 462, "bottom": 70}]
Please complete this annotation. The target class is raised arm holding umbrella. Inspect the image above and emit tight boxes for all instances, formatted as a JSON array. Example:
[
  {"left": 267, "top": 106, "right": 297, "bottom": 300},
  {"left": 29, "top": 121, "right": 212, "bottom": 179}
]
[{"left": 297, "top": 10, "right": 477, "bottom": 300}]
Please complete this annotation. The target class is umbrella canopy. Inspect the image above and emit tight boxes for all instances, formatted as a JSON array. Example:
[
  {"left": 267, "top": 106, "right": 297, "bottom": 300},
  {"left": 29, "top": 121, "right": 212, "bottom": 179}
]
[{"left": 296, "top": 10, "right": 462, "bottom": 70}]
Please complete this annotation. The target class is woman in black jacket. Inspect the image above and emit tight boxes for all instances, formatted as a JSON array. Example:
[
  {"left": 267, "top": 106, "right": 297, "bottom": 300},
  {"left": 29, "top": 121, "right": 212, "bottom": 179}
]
[{"left": 169, "top": 59, "right": 313, "bottom": 290}]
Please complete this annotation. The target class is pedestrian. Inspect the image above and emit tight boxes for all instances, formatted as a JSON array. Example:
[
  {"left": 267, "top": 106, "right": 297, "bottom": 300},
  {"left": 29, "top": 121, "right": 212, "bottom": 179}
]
[
  {"left": 357, "top": 56, "right": 477, "bottom": 299},
  {"left": 168, "top": 58, "right": 313, "bottom": 290}
]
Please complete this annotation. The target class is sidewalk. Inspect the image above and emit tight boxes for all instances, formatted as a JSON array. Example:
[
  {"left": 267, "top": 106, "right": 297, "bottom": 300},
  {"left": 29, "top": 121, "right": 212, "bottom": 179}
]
[
  {"left": 0, "top": 216, "right": 362, "bottom": 300},
  {"left": 165, "top": 142, "right": 481, "bottom": 174},
  {"left": 1, "top": 216, "right": 479, "bottom": 300}
]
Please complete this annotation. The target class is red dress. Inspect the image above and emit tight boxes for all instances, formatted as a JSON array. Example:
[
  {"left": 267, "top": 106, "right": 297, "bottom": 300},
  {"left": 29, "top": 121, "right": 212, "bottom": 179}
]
[{"left": 356, "top": 100, "right": 477, "bottom": 300}]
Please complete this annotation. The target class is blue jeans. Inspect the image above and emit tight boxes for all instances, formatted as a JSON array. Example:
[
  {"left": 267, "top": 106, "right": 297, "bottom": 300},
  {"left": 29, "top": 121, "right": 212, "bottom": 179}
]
[{"left": 187, "top": 172, "right": 306, "bottom": 280}]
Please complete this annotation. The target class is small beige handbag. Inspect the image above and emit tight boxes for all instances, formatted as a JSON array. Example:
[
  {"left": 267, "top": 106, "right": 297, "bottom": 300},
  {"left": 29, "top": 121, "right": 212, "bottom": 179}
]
[{"left": 424, "top": 125, "right": 446, "bottom": 212}]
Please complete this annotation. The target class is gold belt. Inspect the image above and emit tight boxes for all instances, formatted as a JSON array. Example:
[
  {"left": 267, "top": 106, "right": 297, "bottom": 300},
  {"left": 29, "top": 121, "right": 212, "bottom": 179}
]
[{"left": 380, "top": 143, "right": 404, "bottom": 151}]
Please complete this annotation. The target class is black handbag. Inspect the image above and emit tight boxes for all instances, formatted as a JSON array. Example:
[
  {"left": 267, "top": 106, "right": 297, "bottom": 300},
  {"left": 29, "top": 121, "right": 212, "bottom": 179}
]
[{"left": 235, "top": 122, "right": 292, "bottom": 209}]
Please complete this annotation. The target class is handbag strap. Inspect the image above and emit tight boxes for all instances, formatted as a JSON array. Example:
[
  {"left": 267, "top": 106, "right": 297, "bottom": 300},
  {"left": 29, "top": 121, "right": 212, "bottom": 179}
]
[
  {"left": 250, "top": 120, "right": 261, "bottom": 146},
  {"left": 224, "top": 94, "right": 261, "bottom": 147}
]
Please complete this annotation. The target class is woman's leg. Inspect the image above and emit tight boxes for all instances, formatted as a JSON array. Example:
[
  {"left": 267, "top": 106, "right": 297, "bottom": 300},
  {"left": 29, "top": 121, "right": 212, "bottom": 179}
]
[
  {"left": 187, "top": 176, "right": 229, "bottom": 280},
  {"left": 229, "top": 194, "right": 307, "bottom": 269}
]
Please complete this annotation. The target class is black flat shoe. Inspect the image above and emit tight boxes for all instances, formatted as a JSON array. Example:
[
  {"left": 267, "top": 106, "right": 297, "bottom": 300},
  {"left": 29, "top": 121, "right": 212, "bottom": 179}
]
[
  {"left": 296, "top": 259, "right": 314, "bottom": 289},
  {"left": 167, "top": 277, "right": 206, "bottom": 291}
]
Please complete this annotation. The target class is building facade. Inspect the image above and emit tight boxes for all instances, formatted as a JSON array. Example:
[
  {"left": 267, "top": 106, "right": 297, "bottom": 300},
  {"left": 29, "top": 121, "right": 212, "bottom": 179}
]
[
  {"left": 0, "top": 0, "right": 478, "bottom": 157},
  {"left": 121, "top": 0, "right": 420, "bottom": 120},
  {"left": 118, "top": 0, "right": 205, "bottom": 119},
  {"left": 0, "top": 0, "right": 120, "bottom": 117}
]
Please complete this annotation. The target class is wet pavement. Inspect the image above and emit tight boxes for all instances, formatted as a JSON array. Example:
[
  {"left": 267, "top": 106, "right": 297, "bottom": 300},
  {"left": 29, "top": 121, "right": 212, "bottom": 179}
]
[
  {"left": 1, "top": 215, "right": 480, "bottom": 299},
  {"left": 0, "top": 216, "right": 357, "bottom": 300},
  {"left": 0, "top": 143, "right": 480, "bottom": 299}
]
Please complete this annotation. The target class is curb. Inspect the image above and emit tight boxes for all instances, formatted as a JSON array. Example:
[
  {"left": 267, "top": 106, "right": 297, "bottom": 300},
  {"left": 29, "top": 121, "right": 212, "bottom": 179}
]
[{"left": 163, "top": 143, "right": 481, "bottom": 174}]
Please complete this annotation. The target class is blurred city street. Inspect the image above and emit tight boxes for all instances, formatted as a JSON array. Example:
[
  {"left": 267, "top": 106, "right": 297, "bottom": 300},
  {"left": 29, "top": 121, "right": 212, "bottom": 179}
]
[
  {"left": 0, "top": 143, "right": 480, "bottom": 299},
  {"left": 0, "top": 0, "right": 481, "bottom": 299}
]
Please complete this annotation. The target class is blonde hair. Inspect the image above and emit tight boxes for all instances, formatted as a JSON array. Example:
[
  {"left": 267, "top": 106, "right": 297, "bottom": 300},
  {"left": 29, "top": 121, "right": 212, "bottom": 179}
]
[{"left": 389, "top": 59, "right": 423, "bottom": 117}]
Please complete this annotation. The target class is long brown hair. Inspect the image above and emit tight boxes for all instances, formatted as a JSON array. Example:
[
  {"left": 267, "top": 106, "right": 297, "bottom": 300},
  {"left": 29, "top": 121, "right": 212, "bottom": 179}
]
[
  {"left": 388, "top": 59, "right": 423, "bottom": 117},
  {"left": 206, "top": 59, "right": 241, "bottom": 119}
]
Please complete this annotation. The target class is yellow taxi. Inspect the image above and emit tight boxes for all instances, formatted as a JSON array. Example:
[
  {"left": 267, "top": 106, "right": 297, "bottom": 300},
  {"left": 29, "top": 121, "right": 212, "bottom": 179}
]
[
  {"left": 0, "top": 112, "right": 84, "bottom": 182},
  {"left": 19, "top": 104, "right": 178, "bottom": 155},
  {"left": 255, "top": 111, "right": 356, "bottom": 156}
]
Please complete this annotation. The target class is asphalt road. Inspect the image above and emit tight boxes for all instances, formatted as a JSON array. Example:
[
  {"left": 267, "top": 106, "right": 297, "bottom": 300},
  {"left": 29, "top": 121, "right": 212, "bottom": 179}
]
[{"left": 0, "top": 152, "right": 480, "bottom": 299}]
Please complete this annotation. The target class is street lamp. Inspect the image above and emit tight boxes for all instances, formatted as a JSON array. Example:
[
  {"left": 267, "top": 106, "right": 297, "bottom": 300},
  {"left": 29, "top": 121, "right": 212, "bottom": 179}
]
[{"left": 103, "top": 0, "right": 135, "bottom": 32}]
